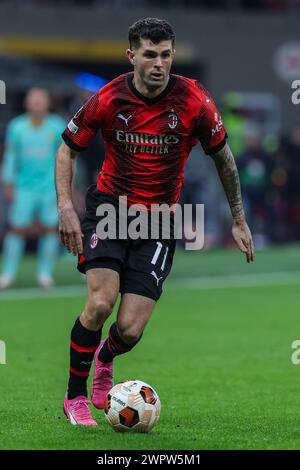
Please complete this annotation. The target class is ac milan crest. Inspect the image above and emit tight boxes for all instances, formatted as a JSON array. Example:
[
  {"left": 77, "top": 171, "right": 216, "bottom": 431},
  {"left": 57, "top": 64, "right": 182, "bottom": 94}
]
[
  {"left": 168, "top": 110, "right": 178, "bottom": 129},
  {"left": 90, "top": 233, "right": 99, "bottom": 249}
]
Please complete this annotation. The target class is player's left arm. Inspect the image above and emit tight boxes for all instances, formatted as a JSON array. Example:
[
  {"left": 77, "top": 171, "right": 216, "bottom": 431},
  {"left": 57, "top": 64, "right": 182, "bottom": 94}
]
[{"left": 210, "top": 143, "right": 255, "bottom": 263}]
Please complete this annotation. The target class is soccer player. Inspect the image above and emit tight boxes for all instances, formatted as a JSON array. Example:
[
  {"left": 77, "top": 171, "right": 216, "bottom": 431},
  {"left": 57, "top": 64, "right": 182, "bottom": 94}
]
[
  {"left": 0, "top": 88, "right": 65, "bottom": 288},
  {"left": 56, "top": 18, "right": 254, "bottom": 426}
]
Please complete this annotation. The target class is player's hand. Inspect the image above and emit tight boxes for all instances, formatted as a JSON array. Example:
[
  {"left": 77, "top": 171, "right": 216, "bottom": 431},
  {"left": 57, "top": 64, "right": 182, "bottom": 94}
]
[
  {"left": 4, "top": 184, "right": 14, "bottom": 203},
  {"left": 232, "top": 218, "right": 255, "bottom": 263},
  {"left": 58, "top": 205, "right": 83, "bottom": 256}
]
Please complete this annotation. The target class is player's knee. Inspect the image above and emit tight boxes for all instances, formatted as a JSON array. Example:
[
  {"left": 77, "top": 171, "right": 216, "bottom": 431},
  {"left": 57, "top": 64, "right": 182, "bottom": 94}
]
[
  {"left": 117, "top": 322, "right": 142, "bottom": 344},
  {"left": 86, "top": 295, "right": 114, "bottom": 322}
]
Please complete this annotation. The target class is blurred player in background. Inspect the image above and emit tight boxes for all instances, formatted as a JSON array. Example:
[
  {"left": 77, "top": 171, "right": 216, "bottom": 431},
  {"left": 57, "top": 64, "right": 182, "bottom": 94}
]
[
  {"left": 56, "top": 18, "right": 254, "bottom": 426},
  {"left": 0, "top": 88, "right": 65, "bottom": 288}
]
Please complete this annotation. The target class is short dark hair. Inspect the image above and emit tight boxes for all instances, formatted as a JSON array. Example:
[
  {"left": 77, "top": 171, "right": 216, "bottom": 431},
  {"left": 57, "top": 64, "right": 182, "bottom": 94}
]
[{"left": 128, "top": 18, "right": 175, "bottom": 50}]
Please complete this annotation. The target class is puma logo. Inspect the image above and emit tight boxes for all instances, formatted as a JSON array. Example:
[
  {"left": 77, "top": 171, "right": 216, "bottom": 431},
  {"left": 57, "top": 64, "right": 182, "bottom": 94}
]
[
  {"left": 150, "top": 271, "right": 163, "bottom": 286},
  {"left": 117, "top": 113, "right": 132, "bottom": 126}
]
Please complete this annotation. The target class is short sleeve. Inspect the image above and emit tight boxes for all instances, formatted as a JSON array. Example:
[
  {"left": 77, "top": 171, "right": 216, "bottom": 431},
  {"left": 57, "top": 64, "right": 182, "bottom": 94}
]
[
  {"left": 62, "top": 92, "right": 105, "bottom": 152},
  {"left": 195, "top": 87, "right": 227, "bottom": 155}
]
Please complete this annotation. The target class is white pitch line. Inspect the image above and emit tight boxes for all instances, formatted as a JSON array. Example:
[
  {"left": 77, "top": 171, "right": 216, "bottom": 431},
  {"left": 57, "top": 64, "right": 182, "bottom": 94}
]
[
  {"left": 0, "top": 271, "right": 300, "bottom": 301},
  {"left": 0, "top": 284, "right": 86, "bottom": 301},
  {"left": 168, "top": 270, "right": 300, "bottom": 290}
]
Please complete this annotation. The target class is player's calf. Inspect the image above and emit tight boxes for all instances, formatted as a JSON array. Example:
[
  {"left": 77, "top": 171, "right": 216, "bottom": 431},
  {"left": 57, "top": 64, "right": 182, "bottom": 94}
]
[
  {"left": 91, "top": 340, "right": 114, "bottom": 410},
  {"left": 91, "top": 323, "right": 142, "bottom": 409},
  {"left": 67, "top": 317, "right": 101, "bottom": 400}
]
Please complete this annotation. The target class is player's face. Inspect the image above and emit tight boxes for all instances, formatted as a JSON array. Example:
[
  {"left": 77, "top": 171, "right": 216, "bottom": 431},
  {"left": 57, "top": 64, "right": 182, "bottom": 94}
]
[
  {"left": 25, "top": 89, "right": 50, "bottom": 117},
  {"left": 130, "top": 39, "right": 175, "bottom": 89}
]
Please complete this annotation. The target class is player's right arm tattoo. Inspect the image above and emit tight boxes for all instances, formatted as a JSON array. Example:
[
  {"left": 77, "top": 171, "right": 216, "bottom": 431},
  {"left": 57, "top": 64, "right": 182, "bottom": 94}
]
[
  {"left": 55, "top": 142, "right": 78, "bottom": 209},
  {"left": 210, "top": 143, "right": 245, "bottom": 221}
]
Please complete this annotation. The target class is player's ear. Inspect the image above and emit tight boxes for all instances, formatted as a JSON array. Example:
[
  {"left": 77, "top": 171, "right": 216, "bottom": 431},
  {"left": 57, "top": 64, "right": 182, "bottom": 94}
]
[{"left": 126, "top": 49, "right": 135, "bottom": 66}]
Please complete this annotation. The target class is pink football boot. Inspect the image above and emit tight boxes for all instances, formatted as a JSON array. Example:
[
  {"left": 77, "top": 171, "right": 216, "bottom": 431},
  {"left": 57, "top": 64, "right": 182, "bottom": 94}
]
[
  {"left": 91, "top": 340, "right": 113, "bottom": 409},
  {"left": 63, "top": 395, "right": 97, "bottom": 426}
]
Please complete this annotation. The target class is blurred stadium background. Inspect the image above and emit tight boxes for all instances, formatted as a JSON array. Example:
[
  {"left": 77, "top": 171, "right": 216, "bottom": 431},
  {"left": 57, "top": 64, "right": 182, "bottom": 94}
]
[{"left": 1, "top": 0, "right": 300, "bottom": 450}]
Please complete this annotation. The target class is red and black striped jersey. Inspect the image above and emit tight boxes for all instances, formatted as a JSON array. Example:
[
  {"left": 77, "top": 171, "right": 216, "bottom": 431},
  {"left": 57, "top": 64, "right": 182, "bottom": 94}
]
[{"left": 62, "top": 72, "right": 227, "bottom": 209}]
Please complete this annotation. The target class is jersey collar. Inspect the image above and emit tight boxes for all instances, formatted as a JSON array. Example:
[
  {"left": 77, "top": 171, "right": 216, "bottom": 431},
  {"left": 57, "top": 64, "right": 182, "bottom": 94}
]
[{"left": 127, "top": 72, "right": 176, "bottom": 106}]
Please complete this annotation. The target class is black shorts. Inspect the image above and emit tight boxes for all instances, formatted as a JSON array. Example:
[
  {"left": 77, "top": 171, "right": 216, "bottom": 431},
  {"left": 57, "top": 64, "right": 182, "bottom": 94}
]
[{"left": 78, "top": 185, "right": 176, "bottom": 301}]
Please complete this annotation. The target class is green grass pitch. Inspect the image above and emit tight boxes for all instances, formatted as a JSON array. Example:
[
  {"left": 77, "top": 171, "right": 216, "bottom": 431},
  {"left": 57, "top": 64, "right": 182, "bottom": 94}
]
[{"left": 1, "top": 246, "right": 300, "bottom": 450}]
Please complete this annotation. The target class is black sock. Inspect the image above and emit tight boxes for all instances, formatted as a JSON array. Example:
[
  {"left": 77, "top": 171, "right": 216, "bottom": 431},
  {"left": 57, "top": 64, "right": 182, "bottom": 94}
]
[
  {"left": 98, "top": 322, "right": 141, "bottom": 363},
  {"left": 68, "top": 317, "right": 102, "bottom": 399}
]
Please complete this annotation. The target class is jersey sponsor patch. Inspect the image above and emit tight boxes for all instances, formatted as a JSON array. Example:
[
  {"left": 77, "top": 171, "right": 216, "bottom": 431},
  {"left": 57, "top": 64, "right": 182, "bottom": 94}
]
[{"left": 67, "top": 119, "right": 79, "bottom": 134}]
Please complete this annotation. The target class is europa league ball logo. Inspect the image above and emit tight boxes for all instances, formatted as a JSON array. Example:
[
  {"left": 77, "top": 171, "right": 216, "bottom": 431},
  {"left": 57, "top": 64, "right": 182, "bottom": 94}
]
[{"left": 90, "top": 233, "right": 99, "bottom": 249}]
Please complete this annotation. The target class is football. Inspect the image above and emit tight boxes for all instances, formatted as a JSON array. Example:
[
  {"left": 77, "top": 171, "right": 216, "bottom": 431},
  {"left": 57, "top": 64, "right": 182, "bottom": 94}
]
[{"left": 104, "top": 380, "right": 161, "bottom": 433}]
